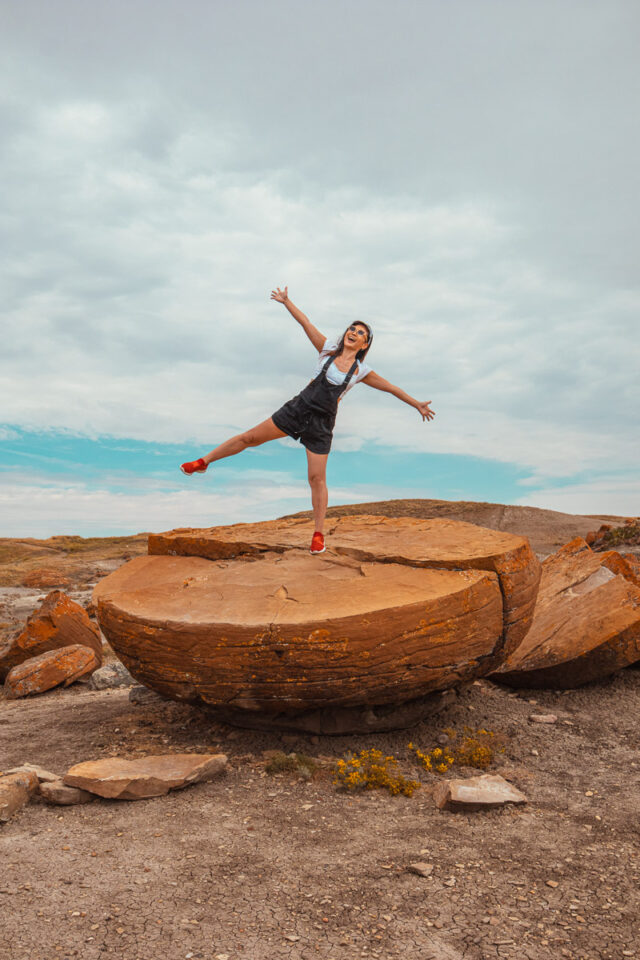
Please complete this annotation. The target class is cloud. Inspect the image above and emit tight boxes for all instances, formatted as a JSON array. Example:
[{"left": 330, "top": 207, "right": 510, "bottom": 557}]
[
  {"left": 516, "top": 476, "right": 639, "bottom": 518},
  {"left": 0, "top": 468, "right": 416, "bottom": 539},
  {"left": 1, "top": 0, "right": 638, "bottom": 525}
]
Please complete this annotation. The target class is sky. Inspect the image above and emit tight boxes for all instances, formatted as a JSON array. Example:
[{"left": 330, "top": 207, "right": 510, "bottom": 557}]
[{"left": 1, "top": 0, "right": 639, "bottom": 537}]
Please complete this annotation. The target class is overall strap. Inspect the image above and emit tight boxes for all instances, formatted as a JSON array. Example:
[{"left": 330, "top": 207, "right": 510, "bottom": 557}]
[
  {"left": 321, "top": 354, "right": 335, "bottom": 374},
  {"left": 340, "top": 358, "right": 360, "bottom": 392}
]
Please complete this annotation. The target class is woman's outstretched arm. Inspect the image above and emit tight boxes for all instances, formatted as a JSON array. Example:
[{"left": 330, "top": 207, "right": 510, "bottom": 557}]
[
  {"left": 362, "top": 370, "right": 435, "bottom": 422},
  {"left": 271, "top": 286, "right": 327, "bottom": 352}
]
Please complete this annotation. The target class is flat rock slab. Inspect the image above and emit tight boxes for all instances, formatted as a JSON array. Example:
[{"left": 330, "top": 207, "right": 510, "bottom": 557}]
[
  {"left": 94, "top": 551, "right": 503, "bottom": 713},
  {"left": 64, "top": 753, "right": 228, "bottom": 800},
  {"left": 0, "top": 590, "right": 102, "bottom": 681},
  {"left": 5, "top": 763, "right": 60, "bottom": 784},
  {"left": 434, "top": 774, "right": 527, "bottom": 811},
  {"left": 40, "top": 780, "right": 96, "bottom": 805},
  {"left": 4, "top": 644, "right": 100, "bottom": 698},
  {"left": 149, "top": 515, "right": 541, "bottom": 657},
  {"left": 493, "top": 538, "right": 640, "bottom": 689}
]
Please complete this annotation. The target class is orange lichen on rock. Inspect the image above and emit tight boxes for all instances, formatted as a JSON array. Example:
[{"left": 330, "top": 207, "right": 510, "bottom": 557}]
[
  {"left": 4, "top": 644, "right": 100, "bottom": 698},
  {"left": 0, "top": 590, "right": 102, "bottom": 681},
  {"left": 493, "top": 537, "right": 640, "bottom": 689}
]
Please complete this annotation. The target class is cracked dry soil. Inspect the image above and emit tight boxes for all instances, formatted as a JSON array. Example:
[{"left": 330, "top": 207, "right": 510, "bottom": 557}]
[{"left": 1, "top": 669, "right": 639, "bottom": 960}]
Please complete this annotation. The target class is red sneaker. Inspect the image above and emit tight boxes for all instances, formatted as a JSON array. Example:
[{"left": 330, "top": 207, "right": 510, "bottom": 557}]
[
  {"left": 310, "top": 531, "right": 325, "bottom": 555},
  {"left": 180, "top": 458, "right": 208, "bottom": 476}
]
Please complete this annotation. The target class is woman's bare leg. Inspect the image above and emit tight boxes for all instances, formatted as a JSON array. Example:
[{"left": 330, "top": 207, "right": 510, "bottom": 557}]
[
  {"left": 306, "top": 450, "right": 329, "bottom": 533},
  {"left": 203, "top": 418, "right": 287, "bottom": 465}
]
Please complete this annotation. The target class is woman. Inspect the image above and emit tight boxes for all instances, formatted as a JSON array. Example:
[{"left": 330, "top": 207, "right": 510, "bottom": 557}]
[{"left": 181, "top": 287, "right": 435, "bottom": 555}]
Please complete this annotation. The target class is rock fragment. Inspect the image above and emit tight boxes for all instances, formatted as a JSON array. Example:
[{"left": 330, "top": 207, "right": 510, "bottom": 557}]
[
  {"left": 4, "top": 644, "right": 100, "bottom": 698},
  {"left": 0, "top": 770, "right": 39, "bottom": 824},
  {"left": 493, "top": 538, "right": 640, "bottom": 689},
  {"left": 529, "top": 714, "right": 558, "bottom": 724},
  {"left": 21, "top": 568, "right": 72, "bottom": 589},
  {"left": 40, "top": 780, "right": 95, "bottom": 805},
  {"left": 64, "top": 753, "right": 227, "bottom": 800},
  {"left": 407, "top": 862, "right": 434, "bottom": 877},
  {"left": 434, "top": 774, "right": 527, "bottom": 812},
  {"left": 4, "top": 763, "right": 59, "bottom": 784},
  {"left": 0, "top": 590, "right": 102, "bottom": 681},
  {"left": 89, "top": 662, "right": 135, "bottom": 690}
]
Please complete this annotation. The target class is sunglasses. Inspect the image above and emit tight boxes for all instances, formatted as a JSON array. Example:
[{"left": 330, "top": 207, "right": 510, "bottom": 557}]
[{"left": 348, "top": 325, "right": 369, "bottom": 339}]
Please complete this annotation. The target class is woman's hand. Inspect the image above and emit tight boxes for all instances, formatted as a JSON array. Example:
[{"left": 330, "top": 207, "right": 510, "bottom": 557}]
[
  {"left": 416, "top": 401, "right": 435, "bottom": 422},
  {"left": 270, "top": 286, "right": 289, "bottom": 303}
]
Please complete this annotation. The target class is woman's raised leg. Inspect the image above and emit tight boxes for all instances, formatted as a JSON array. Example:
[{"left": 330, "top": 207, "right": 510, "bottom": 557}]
[
  {"left": 202, "top": 418, "right": 287, "bottom": 465},
  {"left": 306, "top": 449, "right": 329, "bottom": 533}
]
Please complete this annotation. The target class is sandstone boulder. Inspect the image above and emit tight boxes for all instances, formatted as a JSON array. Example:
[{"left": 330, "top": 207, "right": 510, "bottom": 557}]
[
  {"left": 4, "top": 644, "right": 101, "bottom": 698},
  {"left": 94, "top": 550, "right": 504, "bottom": 714},
  {"left": 434, "top": 774, "right": 527, "bottom": 811},
  {"left": 0, "top": 769, "right": 39, "bottom": 824},
  {"left": 64, "top": 753, "right": 227, "bottom": 799},
  {"left": 5, "top": 763, "right": 60, "bottom": 784},
  {"left": 21, "top": 568, "right": 72, "bottom": 589},
  {"left": 40, "top": 780, "right": 95, "bottom": 805},
  {"left": 493, "top": 538, "right": 640, "bottom": 688},
  {"left": 0, "top": 590, "right": 102, "bottom": 681},
  {"left": 148, "top": 516, "right": 541, "bottom": 657}
]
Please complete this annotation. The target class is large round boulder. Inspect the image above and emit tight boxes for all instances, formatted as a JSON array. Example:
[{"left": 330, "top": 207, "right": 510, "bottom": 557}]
[{"left": 93, "top": 517, "right": 541, "bottom": 728}]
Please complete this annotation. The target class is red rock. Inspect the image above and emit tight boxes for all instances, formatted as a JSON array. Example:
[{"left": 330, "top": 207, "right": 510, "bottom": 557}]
[
  {"left": 4, "top": 644, "right": 100, "bottom": 698},
  {"left": 585, "top": 531, "right": 596, "bottom": 546},
  {"left": 21, "top": 568, "right": 72, "bottom": 589},
  {"left": 148, "top": 515, "right": 541, "bottom": 658},
  {"left": 64, "top": 753, "right": 227, "bottom": 799},
  {"left": 0, "top": 590, "right": 102, "bottom": 681},
  {"left": 621, "top": 553, "right": 640, "bottom": 586},
  {"left": 94, "top": 550, "right": 505, "bottom": 714},
  {"left": 493, "top": 538, "right": 640, "bottom": 689},
  {"left": 434, "top": 774, "right": 527, "bottom": 811}
]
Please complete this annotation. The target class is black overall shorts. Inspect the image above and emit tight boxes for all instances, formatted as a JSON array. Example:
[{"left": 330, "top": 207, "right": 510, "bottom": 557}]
[{"left": 271, "top": 354, "right": 359, "bottom": 455}]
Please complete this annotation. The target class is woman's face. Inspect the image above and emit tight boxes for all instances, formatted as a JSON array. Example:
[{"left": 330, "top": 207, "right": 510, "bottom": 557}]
[{"left": 345, "top": 323, "right": 369, "bottom": 349}]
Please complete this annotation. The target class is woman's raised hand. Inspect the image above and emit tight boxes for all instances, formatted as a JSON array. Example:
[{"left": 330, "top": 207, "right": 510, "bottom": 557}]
[
  {"left": 270, "top": 286, "right": 289, "bottom": 303},
  {"left": 417, "top": 401, "right": 435, "bottom": 422}
]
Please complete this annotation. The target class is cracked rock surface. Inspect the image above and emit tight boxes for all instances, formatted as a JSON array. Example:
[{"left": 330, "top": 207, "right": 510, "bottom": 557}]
[
  {"left": 493, "top": 538, "right": 640, "bottom": 688},
  {"left": 94, "top": 517, "right": 541, "bottom": 718}
]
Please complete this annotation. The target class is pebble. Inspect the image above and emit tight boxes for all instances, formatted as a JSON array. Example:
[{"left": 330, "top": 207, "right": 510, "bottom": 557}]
[
  {"left": 529, "top": 714, "right": 558, "bottom": 724},
  {"left": 407, "top": 862, "right": 433, "bottom": 878}
]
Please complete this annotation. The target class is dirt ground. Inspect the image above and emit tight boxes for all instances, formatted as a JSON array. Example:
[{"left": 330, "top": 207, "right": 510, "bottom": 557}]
[{"left": 1, "top": 500, "right": 639, "bottom": 960}]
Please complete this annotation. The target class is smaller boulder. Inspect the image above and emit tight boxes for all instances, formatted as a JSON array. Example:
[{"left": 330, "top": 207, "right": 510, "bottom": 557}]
[
  {"left": 0, "top": 590, "right": 102, "bottom": 681},
  {"left": 40, "top": 780, "right": 95, "bottom": 805},
  {"left": 4, "top": 763, "right": 60, "bottom": 784},
  {"left": 89, "top": 662, "right": 135, "bottom": 690},
  {"left": 129, "top": 685, "right": 164, "bottom": 705},
  {"left": 21, "top": 569, "right": 72, "bottom": 589},
  {"left": 434, "top": 774, "right": 527, "bottom": 812},
  {"left": 4, "top": 644, "right": 100, "bottom": 699},
  {"left": 0, "top": 769, "right": 39, "bottom": 824},
  {"left": 64, "top": 753, "right": 227, "bottom": 800}
]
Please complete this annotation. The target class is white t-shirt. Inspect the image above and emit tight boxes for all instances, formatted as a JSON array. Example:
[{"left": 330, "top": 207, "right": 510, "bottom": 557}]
[{"left": 312, "top": 339, "right": 372, "bottom": 396}]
